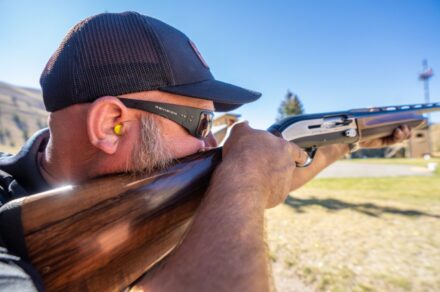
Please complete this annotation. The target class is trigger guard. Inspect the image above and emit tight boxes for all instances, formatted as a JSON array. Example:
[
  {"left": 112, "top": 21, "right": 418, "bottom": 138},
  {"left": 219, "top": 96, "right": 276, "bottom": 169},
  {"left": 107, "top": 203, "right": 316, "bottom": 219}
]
[{"left": 295, "top": 146, "right": 317, "bottom": 168}]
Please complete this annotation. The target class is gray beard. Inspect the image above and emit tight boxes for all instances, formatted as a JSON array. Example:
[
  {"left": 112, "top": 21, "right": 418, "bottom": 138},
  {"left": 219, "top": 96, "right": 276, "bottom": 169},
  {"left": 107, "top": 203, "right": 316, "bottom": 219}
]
[{"left": 128, "top": 115, "right": 173, "bottom": 176}]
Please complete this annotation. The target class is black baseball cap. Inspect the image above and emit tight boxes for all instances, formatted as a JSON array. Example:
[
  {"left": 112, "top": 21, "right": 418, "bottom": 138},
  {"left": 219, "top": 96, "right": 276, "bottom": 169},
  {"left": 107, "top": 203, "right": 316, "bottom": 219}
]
[{"left": 40, "top": 11, "right": 261, "bottom": 112}]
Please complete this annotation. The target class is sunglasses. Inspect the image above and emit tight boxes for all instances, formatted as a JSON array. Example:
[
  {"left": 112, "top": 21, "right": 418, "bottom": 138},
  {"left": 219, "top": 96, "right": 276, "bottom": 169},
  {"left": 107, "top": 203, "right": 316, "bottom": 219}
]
[{"left": 118, "top": 97, "right": 214, "bottom": 139}]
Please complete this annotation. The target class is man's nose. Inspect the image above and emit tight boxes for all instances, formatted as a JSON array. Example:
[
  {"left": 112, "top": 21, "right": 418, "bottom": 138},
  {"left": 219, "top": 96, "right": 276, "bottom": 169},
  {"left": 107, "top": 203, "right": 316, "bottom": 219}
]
[{"left": 203, "top": 132, "right": 218, "bottom": 148}]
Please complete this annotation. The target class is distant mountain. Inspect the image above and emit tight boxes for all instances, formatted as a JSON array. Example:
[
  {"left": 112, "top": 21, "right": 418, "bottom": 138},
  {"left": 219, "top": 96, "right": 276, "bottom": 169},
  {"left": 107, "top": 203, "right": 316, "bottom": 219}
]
[{"left": 0, "top": 81, "right": 48, "bottom": 153}]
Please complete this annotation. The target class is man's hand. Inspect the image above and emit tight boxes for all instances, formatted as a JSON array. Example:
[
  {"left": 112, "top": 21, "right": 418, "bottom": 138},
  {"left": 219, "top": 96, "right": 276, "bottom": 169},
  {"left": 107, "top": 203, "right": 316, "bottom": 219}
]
[
  {"left": 222, "top": 122, "right": 308, "bottom": 208},
  {"left": 138, "top": 122, "right": 308, "bottom": 292},
  {"left": 360, "top": 125, "right": 412, "bottom": 149}
]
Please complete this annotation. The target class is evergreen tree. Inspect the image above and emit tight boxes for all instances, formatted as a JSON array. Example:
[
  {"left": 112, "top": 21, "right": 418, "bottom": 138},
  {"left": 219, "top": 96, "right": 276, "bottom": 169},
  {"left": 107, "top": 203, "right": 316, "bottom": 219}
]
[{"left": 277, "top": 90, "right": 304, "bottom": 121}]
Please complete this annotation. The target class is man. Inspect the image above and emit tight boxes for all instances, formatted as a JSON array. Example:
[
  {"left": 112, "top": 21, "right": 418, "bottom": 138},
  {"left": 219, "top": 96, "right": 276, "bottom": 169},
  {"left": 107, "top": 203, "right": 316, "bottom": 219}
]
[{"left": 0, "top": 12, "right": 411, "bottom": 291}]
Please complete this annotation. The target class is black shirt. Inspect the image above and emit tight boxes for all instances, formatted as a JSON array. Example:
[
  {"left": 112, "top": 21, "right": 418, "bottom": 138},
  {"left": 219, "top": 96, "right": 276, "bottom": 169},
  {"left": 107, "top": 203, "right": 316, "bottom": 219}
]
[
  {"left": 0, "top": 129, "right": 51, "bottom": 291},
  {"left": 0, "top": 128, "right": 51, "bottom": 203}
]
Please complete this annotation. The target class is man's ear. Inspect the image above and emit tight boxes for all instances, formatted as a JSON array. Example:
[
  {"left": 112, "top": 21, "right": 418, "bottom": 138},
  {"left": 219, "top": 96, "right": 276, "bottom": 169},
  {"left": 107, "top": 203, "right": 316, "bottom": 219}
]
[{"left": 87, "top": 96, "right": 129, "bottom": 154}]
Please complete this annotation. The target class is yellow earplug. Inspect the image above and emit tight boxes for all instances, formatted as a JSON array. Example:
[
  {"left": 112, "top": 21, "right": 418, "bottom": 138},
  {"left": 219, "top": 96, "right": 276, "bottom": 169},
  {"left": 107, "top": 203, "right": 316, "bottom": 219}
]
[{"left": 114, "top": 124, "right": 123, "bottom": 136}]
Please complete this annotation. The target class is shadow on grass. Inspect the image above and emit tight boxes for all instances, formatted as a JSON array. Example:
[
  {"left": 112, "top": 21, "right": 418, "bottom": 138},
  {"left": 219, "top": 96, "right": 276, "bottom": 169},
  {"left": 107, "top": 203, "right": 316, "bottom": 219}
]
[{"left": 284, "top": 196, "right": 440, "bottom": 219}]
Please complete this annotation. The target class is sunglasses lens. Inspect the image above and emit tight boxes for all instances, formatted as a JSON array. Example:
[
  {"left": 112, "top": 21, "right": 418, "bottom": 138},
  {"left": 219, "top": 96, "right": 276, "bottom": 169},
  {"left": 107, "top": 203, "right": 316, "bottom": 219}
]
[{"left": 196, "top": 112, "right": 213, "bottom": 138}]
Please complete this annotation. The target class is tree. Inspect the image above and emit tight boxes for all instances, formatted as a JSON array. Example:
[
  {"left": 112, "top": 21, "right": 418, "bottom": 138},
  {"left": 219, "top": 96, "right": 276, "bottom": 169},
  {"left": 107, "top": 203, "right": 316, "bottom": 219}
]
[
  {"left": 277, "top": 90, "right": 304, "bottom": 121},
  {"left": 0, "top": 130, "right": 4, "bottom": 145},
  {"left": 13, "top": 114, "right": 29, "bottom": 141}
]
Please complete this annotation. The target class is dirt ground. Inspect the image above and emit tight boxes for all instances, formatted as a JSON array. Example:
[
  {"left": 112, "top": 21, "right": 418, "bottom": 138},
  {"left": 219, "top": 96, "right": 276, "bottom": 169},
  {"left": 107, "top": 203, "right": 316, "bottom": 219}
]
[{"left": 266, "top": 176, "right": 440, "bottom": 292}]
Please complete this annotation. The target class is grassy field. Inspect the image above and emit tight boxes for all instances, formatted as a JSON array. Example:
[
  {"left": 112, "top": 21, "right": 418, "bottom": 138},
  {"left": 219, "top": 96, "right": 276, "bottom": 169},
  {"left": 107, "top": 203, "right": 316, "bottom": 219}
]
[{"left": 267, "top": 159, "right": 440, "bottom": 292}]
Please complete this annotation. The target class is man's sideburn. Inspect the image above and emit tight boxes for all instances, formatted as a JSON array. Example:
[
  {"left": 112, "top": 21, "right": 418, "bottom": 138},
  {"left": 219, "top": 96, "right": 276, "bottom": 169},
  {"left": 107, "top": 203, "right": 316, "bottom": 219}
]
[{"left": 128, "top": 114, "right": 174, "bottom": 175}]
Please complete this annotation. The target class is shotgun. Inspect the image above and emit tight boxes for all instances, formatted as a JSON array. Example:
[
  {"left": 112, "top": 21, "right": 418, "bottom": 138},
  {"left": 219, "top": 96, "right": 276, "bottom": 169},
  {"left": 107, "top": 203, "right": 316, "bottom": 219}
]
[{"left": 1, "top": 102, "right": 439, "bottom": 291}]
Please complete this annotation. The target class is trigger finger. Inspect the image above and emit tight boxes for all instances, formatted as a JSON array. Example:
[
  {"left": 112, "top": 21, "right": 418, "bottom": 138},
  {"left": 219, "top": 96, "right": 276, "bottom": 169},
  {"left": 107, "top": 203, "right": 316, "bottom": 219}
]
[
  {"left": 402, "top": 125, "right": 412, "bottom": 138},
  {"left": 394, "top": 128, "right": 404, "bottom": 142},
  {"left": 288, "top": 142, "right": 309, "bottom": 166}
]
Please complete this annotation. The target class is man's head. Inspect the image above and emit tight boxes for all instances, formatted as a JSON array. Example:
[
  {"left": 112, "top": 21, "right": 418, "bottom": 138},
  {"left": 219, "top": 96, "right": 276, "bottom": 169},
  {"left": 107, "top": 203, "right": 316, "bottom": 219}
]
[{"left": 39, "top": 12, "right": 260, "bottom": 180}]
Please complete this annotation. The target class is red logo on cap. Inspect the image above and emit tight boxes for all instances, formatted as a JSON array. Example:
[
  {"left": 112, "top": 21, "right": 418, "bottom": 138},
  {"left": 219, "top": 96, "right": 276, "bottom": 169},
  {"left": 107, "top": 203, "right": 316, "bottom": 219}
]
[{"left": 189, "top": 40, "right": 209, "bottom": 69}]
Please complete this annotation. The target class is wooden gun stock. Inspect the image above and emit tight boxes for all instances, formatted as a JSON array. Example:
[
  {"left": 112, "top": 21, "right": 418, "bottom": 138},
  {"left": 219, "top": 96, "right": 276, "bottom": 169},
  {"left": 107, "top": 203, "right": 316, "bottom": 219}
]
[{"left": 5, "top": 149, "right": 221, "bottom": 291}]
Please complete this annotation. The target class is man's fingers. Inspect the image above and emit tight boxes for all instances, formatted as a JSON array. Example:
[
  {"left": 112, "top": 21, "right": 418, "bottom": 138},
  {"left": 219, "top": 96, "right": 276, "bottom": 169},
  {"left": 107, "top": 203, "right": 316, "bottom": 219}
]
[
  {"left": 288, "top": 142, "right": 309, "bottom": 166},
  {"left": 393, "top": 125, "right": 412, "bottom": 143},
  {"left": 393, "top": 127, "right": 405, "bottom": 142},
  {"left": 228, "top": 124, "right": 309, "bottom": 167},
  {"left": 401, "top": 125, "right": 412, "bottom": 139}
]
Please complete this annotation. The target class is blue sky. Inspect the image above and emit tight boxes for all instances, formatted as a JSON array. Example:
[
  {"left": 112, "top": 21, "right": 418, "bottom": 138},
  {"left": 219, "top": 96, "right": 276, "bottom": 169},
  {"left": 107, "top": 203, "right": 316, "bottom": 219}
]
[{"left": 0, "top": 0, "right": 439, "bottom": 128}]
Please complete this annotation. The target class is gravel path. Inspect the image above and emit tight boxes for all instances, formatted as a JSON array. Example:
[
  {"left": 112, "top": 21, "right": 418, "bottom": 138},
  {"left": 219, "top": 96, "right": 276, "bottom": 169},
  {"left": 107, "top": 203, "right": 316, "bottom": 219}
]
[{"left": 317, "top": 162, "right": 432, "bottom": 178}]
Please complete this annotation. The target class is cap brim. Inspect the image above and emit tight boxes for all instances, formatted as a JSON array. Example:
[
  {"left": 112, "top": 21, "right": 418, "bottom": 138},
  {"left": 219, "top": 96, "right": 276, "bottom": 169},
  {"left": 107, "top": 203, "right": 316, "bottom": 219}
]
[{"left": 160, "top": 79, "right": 261, "bottom": 112}]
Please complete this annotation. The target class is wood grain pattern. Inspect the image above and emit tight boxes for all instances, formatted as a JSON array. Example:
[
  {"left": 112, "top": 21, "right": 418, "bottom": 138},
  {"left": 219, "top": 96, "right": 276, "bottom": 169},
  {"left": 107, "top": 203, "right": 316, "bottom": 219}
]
[
  {"left": 357, "top": 113, "right": 427, "bottom": 140},
  {"left": 20, "top": 148, "right": 222, "bottom": 291}
]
